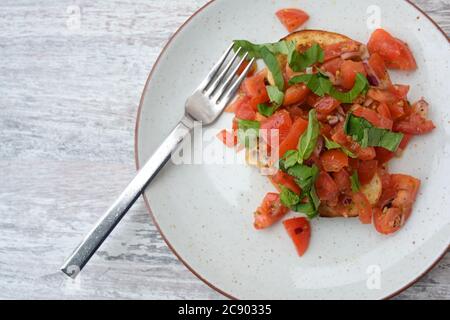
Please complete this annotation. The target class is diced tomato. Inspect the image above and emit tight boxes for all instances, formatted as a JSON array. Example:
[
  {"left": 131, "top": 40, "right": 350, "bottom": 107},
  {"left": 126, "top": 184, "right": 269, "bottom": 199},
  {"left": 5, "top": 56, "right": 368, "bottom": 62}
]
[
  {"left": 377, "top": 103, "right": 392, "bottom": 120},
  {"left": 353, "top": 106, "right": 393, "bottom": 130},
  {"left": 356, "top": 147, "right": 376, "bottom": 161},
  {"left": 389, "top": 84, "right": 410, "bottom": 100},
  {"left": 368, "top": 53, "right": 388, "bottom": 79},
  {"left": 331, "top": 124, "right": 349, "bottom": 146},
  {"left": 283, "top": 217, "right": 311, "bottom": 256},
  {"left": 237, "top": 59, "right": 257, "bottom": 77},
  {"left": 283, "top": 84, "right": 310, "bottom": 106},
  {"left": 352, "top": 192, "right": 372, "bottom": 224},
  {"left": 357, "top": 160, "right": 378, "bottom": 185},
  {"left": 367, "top": 29, "right": 417, "bottom": 71},
  {"left": 394, "top": 113, "right": 435, "bottom": 135},
  {"left": 314, "top": 96, "right": 340, "bottom": 116},
  {"left": 374, "top": 174, "right": 420, "bottom": 234},
  {"left": 332, "top": 169, "right": 351, "bottom": 193},
  {"left": 321, "top": 58, "right": 344, "bottom": 76},
  {"left": 320, "top": 150, "right": 349, "bottom": 173},
  {"left": 339, "top": 60, "right": 367, "bottom": 90},
  {"left": 235, "top": 96, "right": 256, "bottom": 120},
  {"left": 261, "top": 110, "right": 293, "bottom": 146},
  {"left": 278, "top": 117, "right": 308, "bottom": 158},
  {"left": 241, "top": 70, "right": 269, "bottom": 106},
  {"left": 216, "top": 129, "right": 237, "bottom": 148},
  {"left": 315, "top": 171, "right": 339, "bottom": 203},
  {"left": 367, "top": 88, "right": 397, "bottom": 103},
  {"left": 286, "top": 105, "right": 308, "bottom": 121},
  {"left": 323, "top": 41, "right": 361, "bottom": 62},
  {"left": 276, "top": 8, "right": 309, "bottom": 32},
  {"left": 270, "top": 170, "right": 301, "bottom": 195},
  {"left": 306, "top": 93, "right": 321, "bottom": 107},
  {"left": 225, "top": 95, "right": 243, "bottom": 113},
  {"left": 254, "top": 193, "right": 290, "bottom": 230}
]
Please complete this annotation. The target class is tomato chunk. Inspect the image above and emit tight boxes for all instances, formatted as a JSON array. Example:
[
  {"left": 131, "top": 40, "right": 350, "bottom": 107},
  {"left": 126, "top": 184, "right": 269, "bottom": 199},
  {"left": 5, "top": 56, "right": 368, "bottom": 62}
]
[
  {"left": 216, "top": 129, "right": 237, "bottom": 148},
  {"left": 314, "top": 96, "right": 340, "bottom": 116},
  {"left": 234, "top": 96, "right": 256, "bottom": 120},
  {"left": 358, "top": 160, "right": 378, "bottom": 185},
  {"left": 367, "top": 29, "right": 417, "bottom": 70},
  {"left": 283, "top": 217, "right": 311, "bottom": 256},
  {"left": 320, "top": 150, "right": 349, "bottom": 173},
  {"left": 254, "top": 193, "right": 290, "bottom": 230},
  {"left": 276, "top": 8, "right": 309, "bottom": 32},
  {"left": 241, "top": 70, "right": 269, "bottom": 106},
  {"left": 270, "top": 171, "right": 301, "bottom": 195},
  {"left": 315, "top": 171, "right": 339, "bottom": 204},
  {"left": 283, "top": 84, "right": 310, "bottom": 106},
  {"left": 353, "top": 106, "right": 393, "bottom": 130},
  {"left": 394, "top": 113, "right": 435, "bottom": 135},
  {"left": 332, "top": 169, "right": 351, "bottom": 193},
  {"left": 278, "top": 117, "right": 308, "bottom": 158},
  {"left": 339, "top": 60, "right": 367, "bottom": 90},
  {"left": 368, "top": 53, "right": 388, "bottom": 80},
  {"left": 353, "top": 192, "right": 372, "bottom": 224},
  {"left": 323, "top": 41, "right": 361, "bottom": 62},
  {"left": 321, "top": 58, "right": 344, "bottom": 76},
  {"left": 261, "top": 110, "right": 293, "bottom": 146}
]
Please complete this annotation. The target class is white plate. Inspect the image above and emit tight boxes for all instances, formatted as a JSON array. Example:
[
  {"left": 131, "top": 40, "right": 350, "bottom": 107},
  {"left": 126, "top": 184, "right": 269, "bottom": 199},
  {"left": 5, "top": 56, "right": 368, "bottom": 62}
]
[{"left": 135, "top": 0, "right": 450, "bottom": 299}]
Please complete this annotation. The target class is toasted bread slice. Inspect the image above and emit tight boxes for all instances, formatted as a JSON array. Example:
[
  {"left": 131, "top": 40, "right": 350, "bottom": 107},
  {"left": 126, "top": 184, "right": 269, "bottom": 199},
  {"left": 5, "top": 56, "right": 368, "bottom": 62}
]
[{"left": 282, "top": 29, "right": 358, "bottom": 51}]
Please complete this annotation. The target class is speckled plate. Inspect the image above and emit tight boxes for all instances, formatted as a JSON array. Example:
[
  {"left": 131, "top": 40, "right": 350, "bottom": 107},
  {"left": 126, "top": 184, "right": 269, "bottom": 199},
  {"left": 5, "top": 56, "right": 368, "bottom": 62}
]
[{"left": 135, "top": 0, "right": 450, "bottom": 299}]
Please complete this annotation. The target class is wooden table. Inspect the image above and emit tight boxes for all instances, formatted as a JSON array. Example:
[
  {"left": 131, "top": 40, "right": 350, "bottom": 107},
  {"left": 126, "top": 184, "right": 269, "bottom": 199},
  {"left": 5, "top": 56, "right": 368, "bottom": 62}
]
[{"left": 0, "top": 0, "right": 448, "bottom": 300}]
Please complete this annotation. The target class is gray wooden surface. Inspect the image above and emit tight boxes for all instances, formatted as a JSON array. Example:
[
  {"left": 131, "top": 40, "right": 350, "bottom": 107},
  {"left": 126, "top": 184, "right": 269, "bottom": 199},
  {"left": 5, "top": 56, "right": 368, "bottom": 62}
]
[{"left": 0, "top": 0, "right": 448, "bottom": 300}]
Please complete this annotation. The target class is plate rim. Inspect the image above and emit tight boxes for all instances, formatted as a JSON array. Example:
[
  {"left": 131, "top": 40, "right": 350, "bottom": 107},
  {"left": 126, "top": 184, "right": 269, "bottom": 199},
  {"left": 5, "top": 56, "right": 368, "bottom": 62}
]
[{"left": 134, "top": 0, "right": 449, "bottom": 300}]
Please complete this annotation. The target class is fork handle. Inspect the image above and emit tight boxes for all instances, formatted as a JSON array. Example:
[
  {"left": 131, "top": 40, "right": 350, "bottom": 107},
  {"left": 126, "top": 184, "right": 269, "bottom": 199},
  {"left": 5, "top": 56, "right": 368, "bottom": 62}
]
[{"left": 61, "top": 115, "right": 195, "bottom": 278}]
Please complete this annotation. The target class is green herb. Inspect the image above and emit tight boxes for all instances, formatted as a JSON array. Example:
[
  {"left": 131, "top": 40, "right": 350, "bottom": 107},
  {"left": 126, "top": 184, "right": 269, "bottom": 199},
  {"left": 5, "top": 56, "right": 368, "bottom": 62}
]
[
  {"left": 257, "top": 103, "right": 277, "bottom": 117},
  {"left": 259, "top": 47, "right": 285, "bottom": 91},
  {"left": 281, "top": 150, "right": 300, "bottom": 169},
  {"left": 232, "top": 40, "right": 293, "bottom": 59},
  {"left": 266, "top": 85, "right": 285, "bottom": 106},
  {"left": 329, "top": 73, "right": 369, "bottom": 103},
  {"left": 351, "top": 171, "right": 361, "bottom": 193},
  {"left": 297, "top": 109, "right": 320, "bottom": 164},
  {"left": 280, "top": 185, "right": 300, "bottom": 208},
  {"left": 323, "top": 136, "right": 357, "bottom": 158},
  {"left": 237, "top": 119, "right": 260, "bottom": 148},
  {"left": 282, "top": 163, "right": 321, "bottom": 219},
  {"left": 289, "top": 73, "right": 369, "bottom": 103},
  {"left": 288, "top": 43, "right": 325, "bottom": 72},
  {"left": 287, "top": 164, "right": 319, "bottom": 193},
  {"left": 344, "top": 114, "right": 404, "bottom": 152}
]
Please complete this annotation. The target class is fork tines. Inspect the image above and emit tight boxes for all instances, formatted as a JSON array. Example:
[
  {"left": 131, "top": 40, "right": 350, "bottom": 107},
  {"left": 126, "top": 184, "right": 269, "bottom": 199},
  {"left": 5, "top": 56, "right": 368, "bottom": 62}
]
[{"left": 200, "top": 44, "right": 255, "bottom": 106}]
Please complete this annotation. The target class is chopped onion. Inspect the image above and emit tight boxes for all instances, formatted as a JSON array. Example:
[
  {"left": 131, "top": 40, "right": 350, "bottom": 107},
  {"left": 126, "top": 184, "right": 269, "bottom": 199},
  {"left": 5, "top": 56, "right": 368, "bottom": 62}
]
[
  {"left": 313, "top": 136, "right": 324, "bottom": 158},
  {"left": 363, "top": 61, "right": 380, "bottom": 86},
  {"left": 364, "top": 98, "right": 374, "bottom": 107},
  {"left": 341, "top": 51, "right": 361, "bottom": 60}
]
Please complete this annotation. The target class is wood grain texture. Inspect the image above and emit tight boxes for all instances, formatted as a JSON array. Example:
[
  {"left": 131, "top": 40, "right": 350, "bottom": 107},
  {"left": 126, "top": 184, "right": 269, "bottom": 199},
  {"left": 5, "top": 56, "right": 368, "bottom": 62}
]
[{"left": 0, "top": 0, "right": 448, "bottom": 300}]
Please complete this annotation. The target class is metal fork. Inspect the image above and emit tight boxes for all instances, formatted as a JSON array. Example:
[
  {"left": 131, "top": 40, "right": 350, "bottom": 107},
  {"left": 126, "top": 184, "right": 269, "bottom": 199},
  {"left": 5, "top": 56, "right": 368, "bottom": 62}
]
[{"left": 61, "top": 44, "right": 255, "bottom": 278}]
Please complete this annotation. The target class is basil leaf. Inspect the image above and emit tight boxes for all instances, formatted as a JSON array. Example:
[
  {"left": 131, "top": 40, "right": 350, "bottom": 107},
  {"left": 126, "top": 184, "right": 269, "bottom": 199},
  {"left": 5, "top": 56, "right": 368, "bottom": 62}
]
[
  {"left": 237, "top": 119, "right": 260, "bottom": 148},
  {"left": 292, "top": 201, "right": 316, "bottom": 217},
  {"left": 329, "top": 73, "right": 369, "bottom": 103},
  {"left": 281, "top": 150, "right": 300, "bottom": 169},
  {"left": 266, "top": 85, "right": 285, "bottom": 106},
  {"left": 298, "top": 109, "right": 320, "bottom": 163},
  {"left": 280, "top": 185, "right": 300, "bottom": 208},
  {"left": 289, "top": 43, "right": 325, "bottom": 72},
  {"left": 310, "top": 186, "right": 321, "bottom": 212},
  {"left": 259, "top": 47, "right": 285, "bottom": 91},
  {"left": 288, "top": 164, "right": 319, "bottom": 190},
  {"left": 323, "top": 135, "right": 357, "bottom": 158},
  {"left": 289, "top": 73, "right": 331, "bottom": 97},
  {"left": 345, "top": 114, "right": 404, "bottom": 152},
  {"left": 351, "top": 171, "right": 361, "bottom": 193},
  {"left": 290, "top": 73, "right": 369, "bottom": 103},
  {"left": 233, "top": 40, "right": 295, "bottom": 59},
  {"left": 257, "top": 103, "right": 277, "bottom": 117}
]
